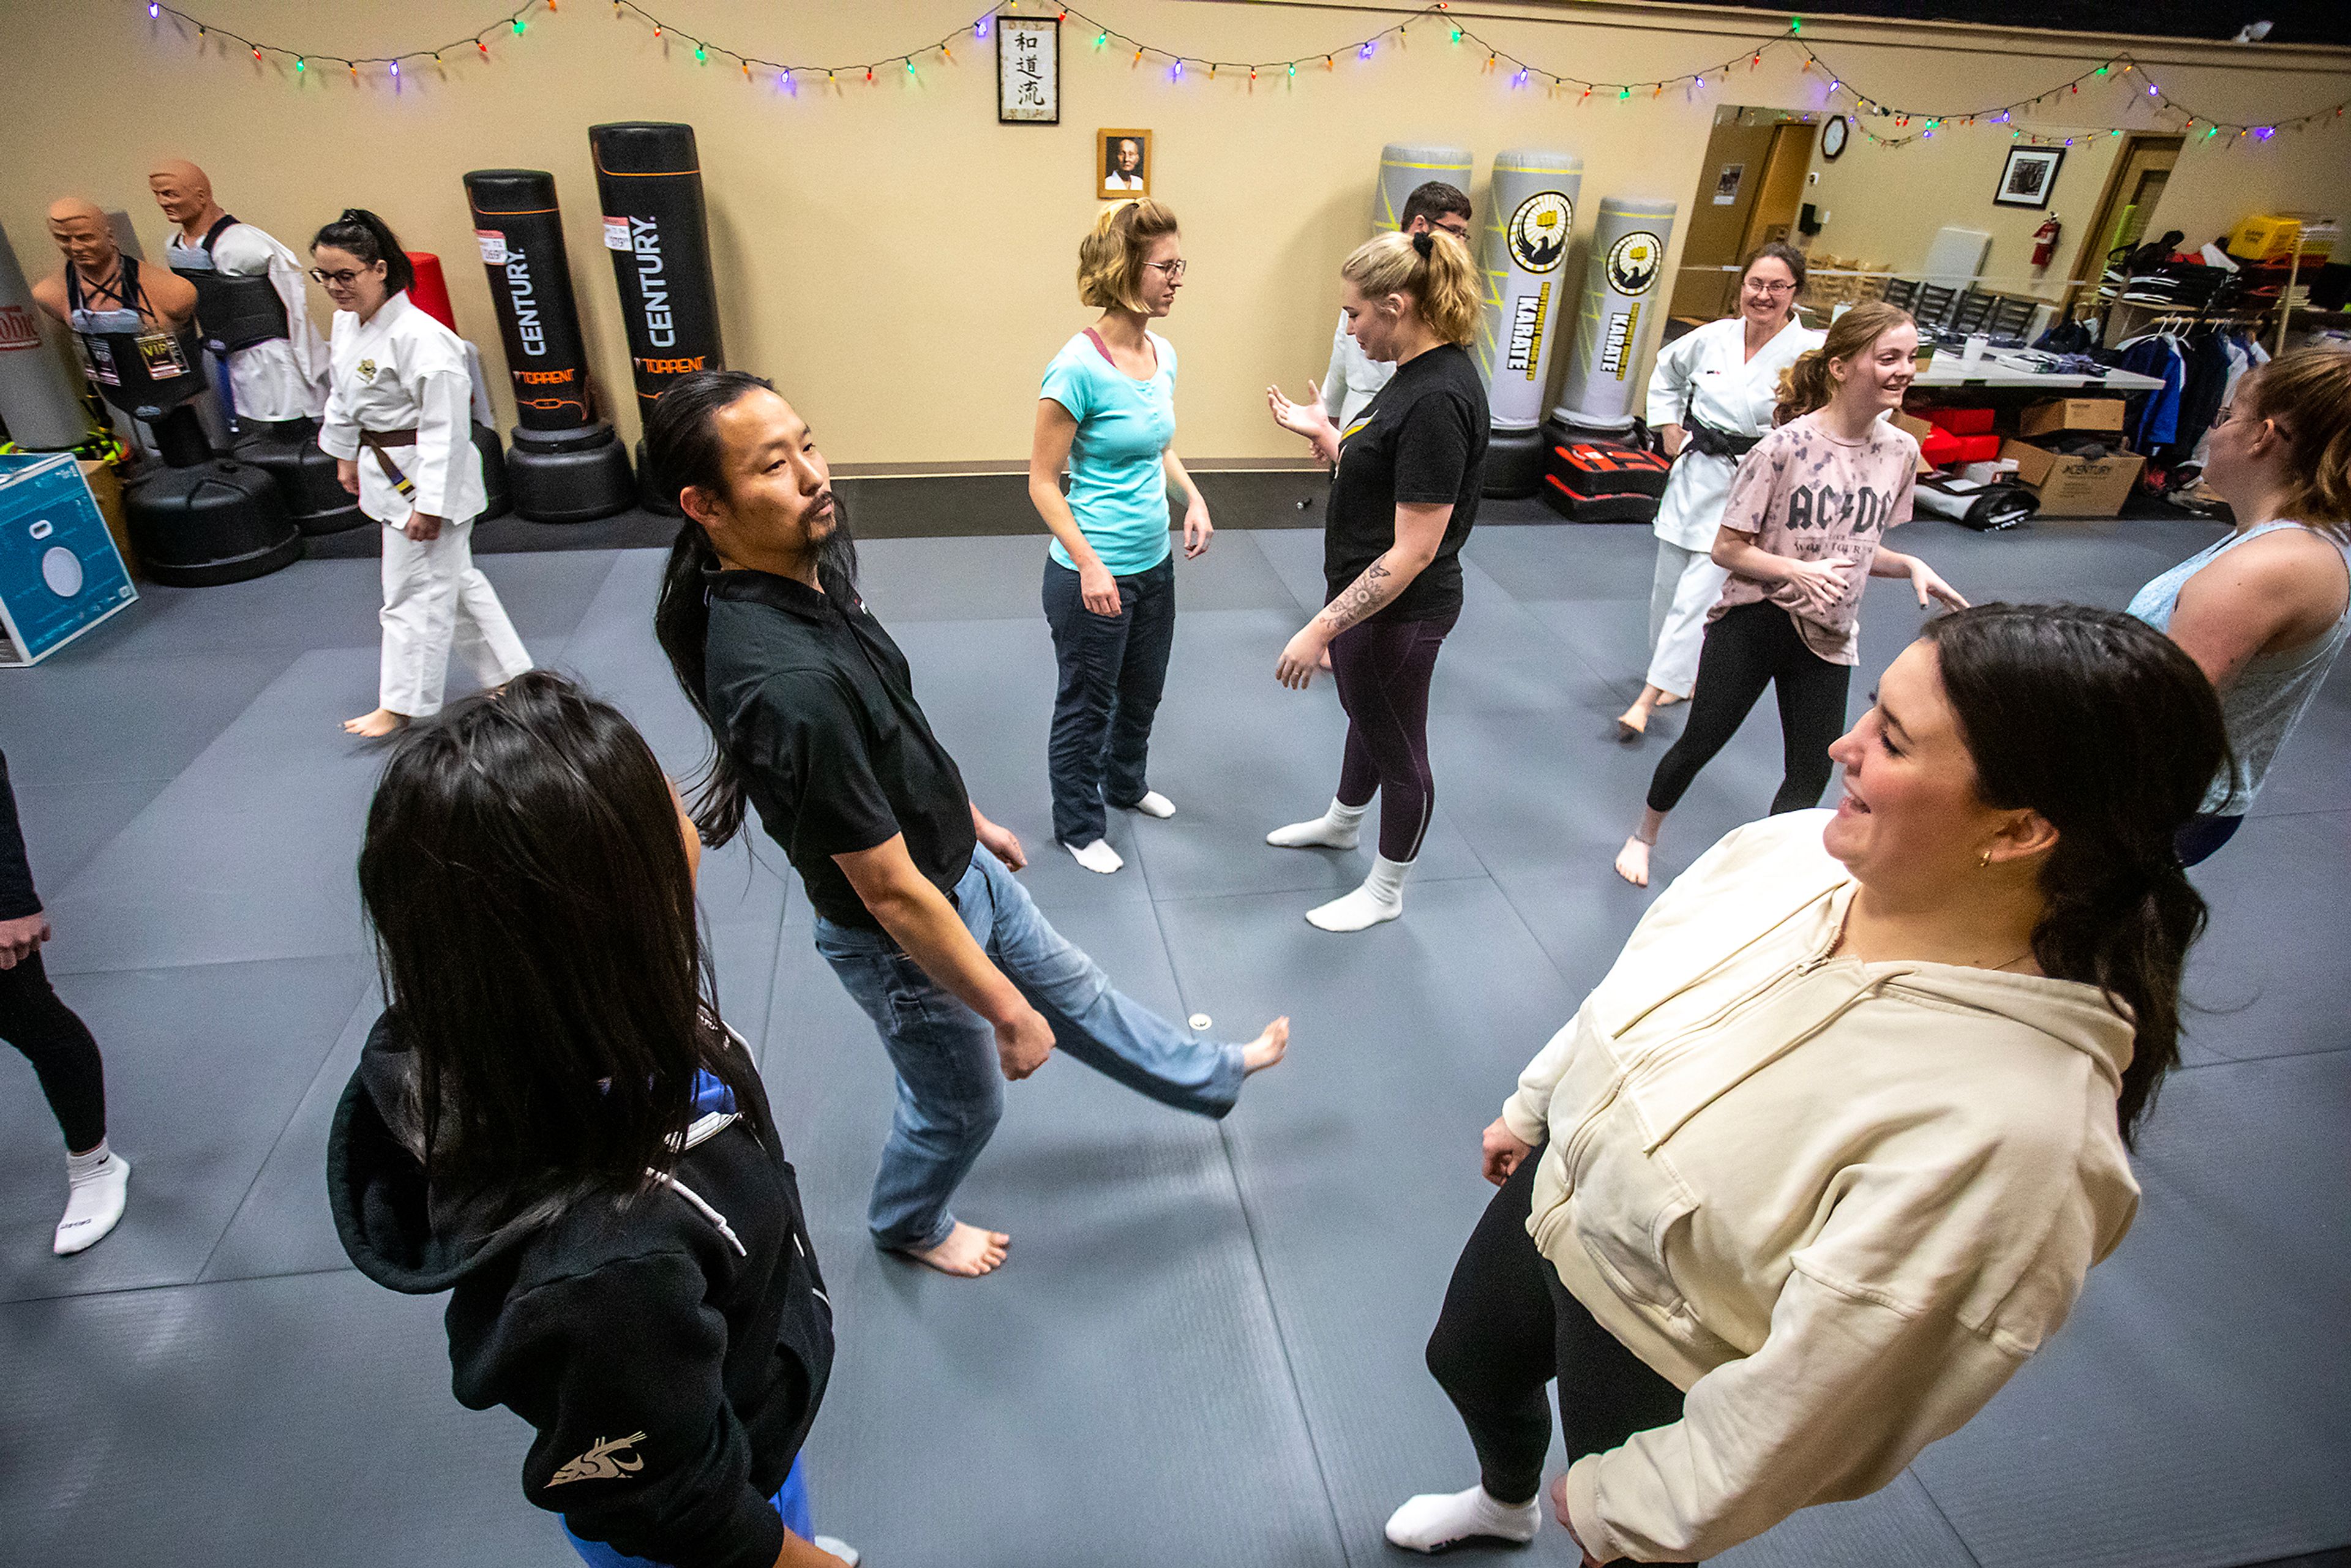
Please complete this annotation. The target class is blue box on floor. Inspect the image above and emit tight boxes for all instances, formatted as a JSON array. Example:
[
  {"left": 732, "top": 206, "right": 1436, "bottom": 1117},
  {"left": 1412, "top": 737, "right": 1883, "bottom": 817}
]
[{"left": 0, "top": 452, "right": 138, "bottom": 666}]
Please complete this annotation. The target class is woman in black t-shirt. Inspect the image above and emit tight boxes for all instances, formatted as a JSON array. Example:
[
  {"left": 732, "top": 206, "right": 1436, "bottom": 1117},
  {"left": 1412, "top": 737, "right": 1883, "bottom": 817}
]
[{"left": 1265, "top": 230, "right": 1487, "bottom": 931}]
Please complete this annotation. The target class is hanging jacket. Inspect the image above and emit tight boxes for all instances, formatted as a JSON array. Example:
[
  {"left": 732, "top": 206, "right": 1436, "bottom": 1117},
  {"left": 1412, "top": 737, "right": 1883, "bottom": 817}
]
[
  {"left": 328, "top": 1015, "right": 833, "bottom": 1568},
  {"left": 2115, "top": 334, "right": 2184, "bottom": 449}
]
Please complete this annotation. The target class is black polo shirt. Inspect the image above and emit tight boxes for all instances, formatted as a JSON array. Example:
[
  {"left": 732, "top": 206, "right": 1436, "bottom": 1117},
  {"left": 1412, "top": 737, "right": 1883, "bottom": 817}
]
[
  {"left": 1323, "top": 340, "right": 1489, "bottom": 623},
  {"left": 702, "top": 565, "right": 976, "bottom": 932}
]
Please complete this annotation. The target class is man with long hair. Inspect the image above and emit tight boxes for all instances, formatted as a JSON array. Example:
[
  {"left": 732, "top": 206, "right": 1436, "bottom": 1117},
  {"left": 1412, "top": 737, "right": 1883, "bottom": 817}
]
[{"left": 648, "top": 371, "right": 1289, "bottom": 1278}]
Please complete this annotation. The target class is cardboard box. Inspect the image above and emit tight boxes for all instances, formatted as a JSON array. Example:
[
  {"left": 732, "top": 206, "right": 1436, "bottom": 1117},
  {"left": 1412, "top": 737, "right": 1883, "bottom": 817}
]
[
  {"left": 1891, "top": 411, "right": 1937, "bottom": 475},
  {"left": 2018, "top": 397, "right": 2126, "bottom": 438},
  {"left": 77, "top": 459, "right": 137, "bottom": 577},
  {"left": 2000, "top": 439, "right": 2146, "bottom": 517}
]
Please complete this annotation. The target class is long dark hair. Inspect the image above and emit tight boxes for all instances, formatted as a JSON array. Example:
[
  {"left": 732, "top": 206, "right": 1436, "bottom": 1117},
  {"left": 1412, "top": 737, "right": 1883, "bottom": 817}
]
[
  {"left": 648, "top": 369, "right": 856, "bottom": 850},
  {"left": 311, "top": 207, "right": 416, "bottom": 296},
  {"left": 357, "top": 671, "right": 765, "bottom": 1217},
  {"left": 1920, "top": 604, "right": 2228, "bottom": 1146}
]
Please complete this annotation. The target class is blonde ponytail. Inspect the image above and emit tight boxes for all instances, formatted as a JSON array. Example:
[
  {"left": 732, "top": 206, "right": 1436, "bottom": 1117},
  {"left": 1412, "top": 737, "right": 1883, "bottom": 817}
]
[
  {"left": 1775, "top": 300, "right": 1914, "bottom": 424},
  {"left": 1341, "top": 229, "right": 1479, "bottom": 346}
]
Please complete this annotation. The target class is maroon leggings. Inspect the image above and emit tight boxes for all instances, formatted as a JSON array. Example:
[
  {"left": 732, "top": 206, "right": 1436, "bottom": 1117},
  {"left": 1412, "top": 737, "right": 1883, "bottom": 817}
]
[{"left": 1330, "top": 607, "right": 1457, "bottom": 862}]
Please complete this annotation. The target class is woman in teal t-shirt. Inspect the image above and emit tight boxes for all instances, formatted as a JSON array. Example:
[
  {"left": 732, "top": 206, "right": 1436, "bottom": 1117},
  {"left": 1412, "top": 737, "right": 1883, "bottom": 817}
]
[{"left": 1027, "top": 199, "right": 1213, "bottom": 874}]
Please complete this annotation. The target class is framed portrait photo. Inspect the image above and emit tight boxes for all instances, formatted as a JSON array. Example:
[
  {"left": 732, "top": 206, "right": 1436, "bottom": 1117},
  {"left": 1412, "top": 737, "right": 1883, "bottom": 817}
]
[
  {"left": 1994, "top": 145, "right": 2064, "bottom": 209},
  {"left": 997, "top": 16, "right": 1058, "bottom": 124},
  {"left": 1097, "top": 127, "right": 1151, "bottom": 199}
]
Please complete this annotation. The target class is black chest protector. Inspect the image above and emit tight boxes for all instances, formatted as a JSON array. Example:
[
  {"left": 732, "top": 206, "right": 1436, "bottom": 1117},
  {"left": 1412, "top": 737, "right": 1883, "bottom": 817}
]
[
  {"left": 65, "top": 255, "right": 208, "bottom": 416},
  {"left": 170, "top": 215, "right": 291, "bottom": 355}
]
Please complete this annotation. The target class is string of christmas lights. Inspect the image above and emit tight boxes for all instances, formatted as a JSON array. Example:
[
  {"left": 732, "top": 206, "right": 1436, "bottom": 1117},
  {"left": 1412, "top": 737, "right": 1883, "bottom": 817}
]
[{"left": 137, "top": 0, "right": 2351, "bottom": 146}]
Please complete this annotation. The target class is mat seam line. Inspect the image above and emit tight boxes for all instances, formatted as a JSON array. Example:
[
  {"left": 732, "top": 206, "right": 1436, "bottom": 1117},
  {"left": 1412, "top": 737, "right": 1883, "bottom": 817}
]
[
  {"left": 1906, "top": 1468, "right": 1987, "bottom": 1567},
  {"left": 6, "top": 1261, "right": 361, "bottom": 1308},
  {"left": 1136, "top": 831, "right": 1355, "bottom": 1566},
  {"left": 190, "top": 969, "right": 380, "bottom": 1284}
]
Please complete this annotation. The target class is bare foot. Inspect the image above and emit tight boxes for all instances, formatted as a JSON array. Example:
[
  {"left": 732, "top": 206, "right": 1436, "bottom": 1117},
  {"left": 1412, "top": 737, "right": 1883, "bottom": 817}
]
[
  {"left": 342, "top": 707, "right": 409, "bottom": 739},
  {"left": 1655, "top": 691, "right": 1685, "bottom": 708},
  {"left": 1614, "top": 836, "right": 1654, "bottom": 888},
  {"left": 1614, "top": 703, "right": 1650, "bottom": 740},
  {"left": 1242, "top": 1016, "right": 1291, "bottom": 1075},
  {"left": 906, "top": 1221, "right": 1010, "bottom": 1277}
]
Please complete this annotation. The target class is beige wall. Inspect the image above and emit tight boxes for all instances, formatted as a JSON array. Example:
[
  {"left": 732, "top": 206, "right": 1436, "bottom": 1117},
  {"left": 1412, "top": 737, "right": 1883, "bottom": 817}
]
[
  {"left": 1807, "top": 125, "right": 2126, "bottom": 301},
  {"left": 2, "top": 1, "right": 2345, "bottom": 466}
]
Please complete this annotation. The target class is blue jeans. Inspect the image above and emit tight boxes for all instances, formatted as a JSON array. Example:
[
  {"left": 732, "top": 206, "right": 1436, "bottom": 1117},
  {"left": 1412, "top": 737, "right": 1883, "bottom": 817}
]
[
  {"left": 814, "top": 850, "right": 1245, "bottom": 1251},
  {"left": 1041, "top": 552, "right": 1177, "bottom": 846},
  {"left": 564, "top": 1454, "right": 812, "bottom": 1566}
]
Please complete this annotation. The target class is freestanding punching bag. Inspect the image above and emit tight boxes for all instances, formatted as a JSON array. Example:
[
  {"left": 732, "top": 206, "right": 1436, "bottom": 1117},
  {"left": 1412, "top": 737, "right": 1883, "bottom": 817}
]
[
  {"left": 1372, "top": 144, "right": 1472, "bottom": 234},
  {"left": 0, "top": 226, "right": 90, "bottom": 450},
  {"left": 403, "top": 251, "right": 513, "bottom": 522},
  {"left": 465, "top": 170, "right": 635, "bottom": 523},
  {"left": 590, "top": 122, "right": 725, "bottom": 516},
  {"left": 1474, "top": 151, "right": 1583, "bottom": 498},
  {"left": 1549, "top": 197, "right": 1678, "bottom": 433}
]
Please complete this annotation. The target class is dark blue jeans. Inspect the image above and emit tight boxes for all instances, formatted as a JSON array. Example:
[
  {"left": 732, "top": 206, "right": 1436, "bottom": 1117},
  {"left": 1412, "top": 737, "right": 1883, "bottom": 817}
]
[{"left": 1043, "top": 552, "right": 1177, "bottom": 846}]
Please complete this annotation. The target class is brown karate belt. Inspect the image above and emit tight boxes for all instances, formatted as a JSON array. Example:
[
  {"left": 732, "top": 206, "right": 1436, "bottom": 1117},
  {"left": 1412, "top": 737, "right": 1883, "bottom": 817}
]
[{"left": 359, "top": 427, "right": 420, "bottom": 498}]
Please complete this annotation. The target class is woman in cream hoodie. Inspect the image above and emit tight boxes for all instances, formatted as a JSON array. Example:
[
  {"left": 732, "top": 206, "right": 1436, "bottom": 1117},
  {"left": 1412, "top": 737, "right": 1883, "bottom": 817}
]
[{"left": 1385, "top": 604, "right": 2226, "bottom": 1564}]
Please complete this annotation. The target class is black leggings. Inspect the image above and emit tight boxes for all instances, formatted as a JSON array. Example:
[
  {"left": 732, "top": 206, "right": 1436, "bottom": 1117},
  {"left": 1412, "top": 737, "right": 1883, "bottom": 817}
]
[
  {"left": 1647, "top": 600, "right": 1850, "bottom": 817},
  {"left": 1330, "top": 608, "right": 1457, "bottom": 862},
  {"left": 1426, "top": 1153, "right": 1693, "bottom": 1561},
  {"left": 1, "top": 950, "right": 107, "bottom": 1152}
]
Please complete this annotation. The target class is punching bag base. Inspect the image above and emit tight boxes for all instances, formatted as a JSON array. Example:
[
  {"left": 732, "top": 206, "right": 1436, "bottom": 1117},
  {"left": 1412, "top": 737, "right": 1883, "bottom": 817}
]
[
  {"left": 508, "top": 421, "right": 636, "bottom": 524},
  {"left": 475, "top": 424, "right": 513, "bottom": 522},
  {"left": 635, "top": 437, "right": 681, "bottom": 517},
  {"left": 1481, "top": 428, "right": 1547, "bottom": 501},
  {"left": 233, "top": 418, "right": 366, "bottom": 535},
  {"left": 126, "top": 458, "right": 303, "bottom": 587}
]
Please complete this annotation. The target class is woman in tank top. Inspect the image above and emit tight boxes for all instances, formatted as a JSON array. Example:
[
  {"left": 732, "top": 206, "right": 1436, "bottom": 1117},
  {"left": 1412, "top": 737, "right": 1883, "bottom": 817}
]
[{"left": 2128, "top": 348, "right": 2351, "bottom": 866}]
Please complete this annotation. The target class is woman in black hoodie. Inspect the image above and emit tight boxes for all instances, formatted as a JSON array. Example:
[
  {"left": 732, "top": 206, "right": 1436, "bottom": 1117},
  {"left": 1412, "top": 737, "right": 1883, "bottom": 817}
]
[{"left": 328, "top": 672, "right": 857, "bottom": 1568}]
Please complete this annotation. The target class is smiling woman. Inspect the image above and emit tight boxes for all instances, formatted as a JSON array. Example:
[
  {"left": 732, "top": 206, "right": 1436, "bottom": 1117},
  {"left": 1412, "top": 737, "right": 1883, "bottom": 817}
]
[
  {"left": 1388, "top": 601, "right": 2224, "bottom": 1562},
  {"left": 1616, "top": 299, "right": 1966, "bottom": 888}
]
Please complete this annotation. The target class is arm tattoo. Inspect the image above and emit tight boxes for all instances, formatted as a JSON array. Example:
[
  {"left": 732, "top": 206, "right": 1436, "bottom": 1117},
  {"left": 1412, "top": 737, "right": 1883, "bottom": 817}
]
[{"left": 1316, "top": 558, "right": 1398, "bottom": 637}]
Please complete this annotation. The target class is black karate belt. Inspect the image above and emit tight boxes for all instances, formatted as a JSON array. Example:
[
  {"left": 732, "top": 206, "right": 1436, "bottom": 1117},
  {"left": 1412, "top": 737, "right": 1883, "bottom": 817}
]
[
  {"left": 1679, "top": 413, "right": 1763, "bottom": 462},
  {"left": 359, "top": 427, "right": 420, "bottom": 498}
]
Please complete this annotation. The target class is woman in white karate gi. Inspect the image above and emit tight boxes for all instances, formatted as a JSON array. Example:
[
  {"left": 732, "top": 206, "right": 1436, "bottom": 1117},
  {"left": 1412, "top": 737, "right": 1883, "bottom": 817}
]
[
  {"left": 312, "top": 210, "right": 530, "bottom": 738},
  {"left": 1616, "top": 243, "right": 1820, "bottom": 738}
]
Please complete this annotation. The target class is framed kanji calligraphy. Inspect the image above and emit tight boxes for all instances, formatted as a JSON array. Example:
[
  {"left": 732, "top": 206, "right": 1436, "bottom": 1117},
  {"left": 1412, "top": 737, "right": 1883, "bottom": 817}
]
[{"left": 998, "top": 17, "right": 1059, "bottom": 124}]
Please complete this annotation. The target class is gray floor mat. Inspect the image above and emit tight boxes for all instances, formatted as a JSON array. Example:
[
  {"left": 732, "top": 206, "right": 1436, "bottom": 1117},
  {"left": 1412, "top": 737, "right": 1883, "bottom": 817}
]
[{"left": 4, "top": 520, "right": 2342, "bottom": 1567}]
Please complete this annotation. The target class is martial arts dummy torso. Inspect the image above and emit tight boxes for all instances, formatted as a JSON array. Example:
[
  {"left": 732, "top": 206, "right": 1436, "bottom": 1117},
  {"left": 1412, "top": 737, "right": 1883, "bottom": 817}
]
[
  {"left": 63, "top": 255, "right": 206, "bottom": 417},
  {"left": 167, "top": 214, "right": 328, "bottom": 422}
]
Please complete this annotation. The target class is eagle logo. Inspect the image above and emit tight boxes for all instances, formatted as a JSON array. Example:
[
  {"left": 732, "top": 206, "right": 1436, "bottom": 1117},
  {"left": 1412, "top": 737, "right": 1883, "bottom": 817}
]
[
  {"left": 1506, "top": 192, "right": 1573, "bottom": 274},
  {"left": 1605, "top": 233, "right": 1663, "bottom": 298},
  {"left": 546, "top": 1431, "right": 649, "bottom": 1487},
  {"left": 356, "top": 358, "right": 378, "bottom": 382}
]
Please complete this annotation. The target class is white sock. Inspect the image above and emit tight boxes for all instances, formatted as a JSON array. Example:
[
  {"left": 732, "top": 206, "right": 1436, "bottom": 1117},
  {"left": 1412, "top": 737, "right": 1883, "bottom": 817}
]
[
  {"left": 1266, "top": 797, "right": 1367, "bottom": 850},
  {"left": 1305, "top": 853, "right": 1410, "bottom": 932},
  {"left": 1125, "top": 790, "right": 1176, "bottom": 819},
  {"left": 1065, "top": 838, "right": 1125, "bottom": 874},
  {"left": 1384, "top": 1485, "right": 1542, "bottom": 1552},
  {"left": 812, "top": 1537, "right": 860, "bottom": 1567},
  {"left": 55, "top": 1143, "right": 131, "bottom": 1257}
]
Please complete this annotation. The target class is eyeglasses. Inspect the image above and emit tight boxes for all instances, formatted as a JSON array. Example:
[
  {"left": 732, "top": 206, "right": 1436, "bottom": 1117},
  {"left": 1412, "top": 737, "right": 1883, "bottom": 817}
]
[
  {"left": 308, "top": 267, "right": 368, "bottom": 286},
  {"left": 1144, "top": 259, "right": 1188, "bottom": 279},
  {"left": 1744, "top": 280, "right": 1798, "bottom": 297}
]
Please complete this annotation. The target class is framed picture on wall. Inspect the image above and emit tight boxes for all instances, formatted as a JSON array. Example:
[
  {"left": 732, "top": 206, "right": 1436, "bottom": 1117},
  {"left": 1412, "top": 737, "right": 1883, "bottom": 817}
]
[
  {"left": 1098, "top": 128, "right": 1151, "bottom": 198},
  {"left": 997, "top": 16, "right": 1058, "bottom": 124},
  {"left": 1995, "top": 145, "right": 2064, "bottom": 209}
]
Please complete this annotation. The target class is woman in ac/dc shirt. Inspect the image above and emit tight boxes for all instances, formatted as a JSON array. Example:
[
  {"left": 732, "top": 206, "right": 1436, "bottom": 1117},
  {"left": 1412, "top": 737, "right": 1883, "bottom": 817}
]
[{"left": 1616, "top": 302, "right": 1968, "bottom": 888}]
